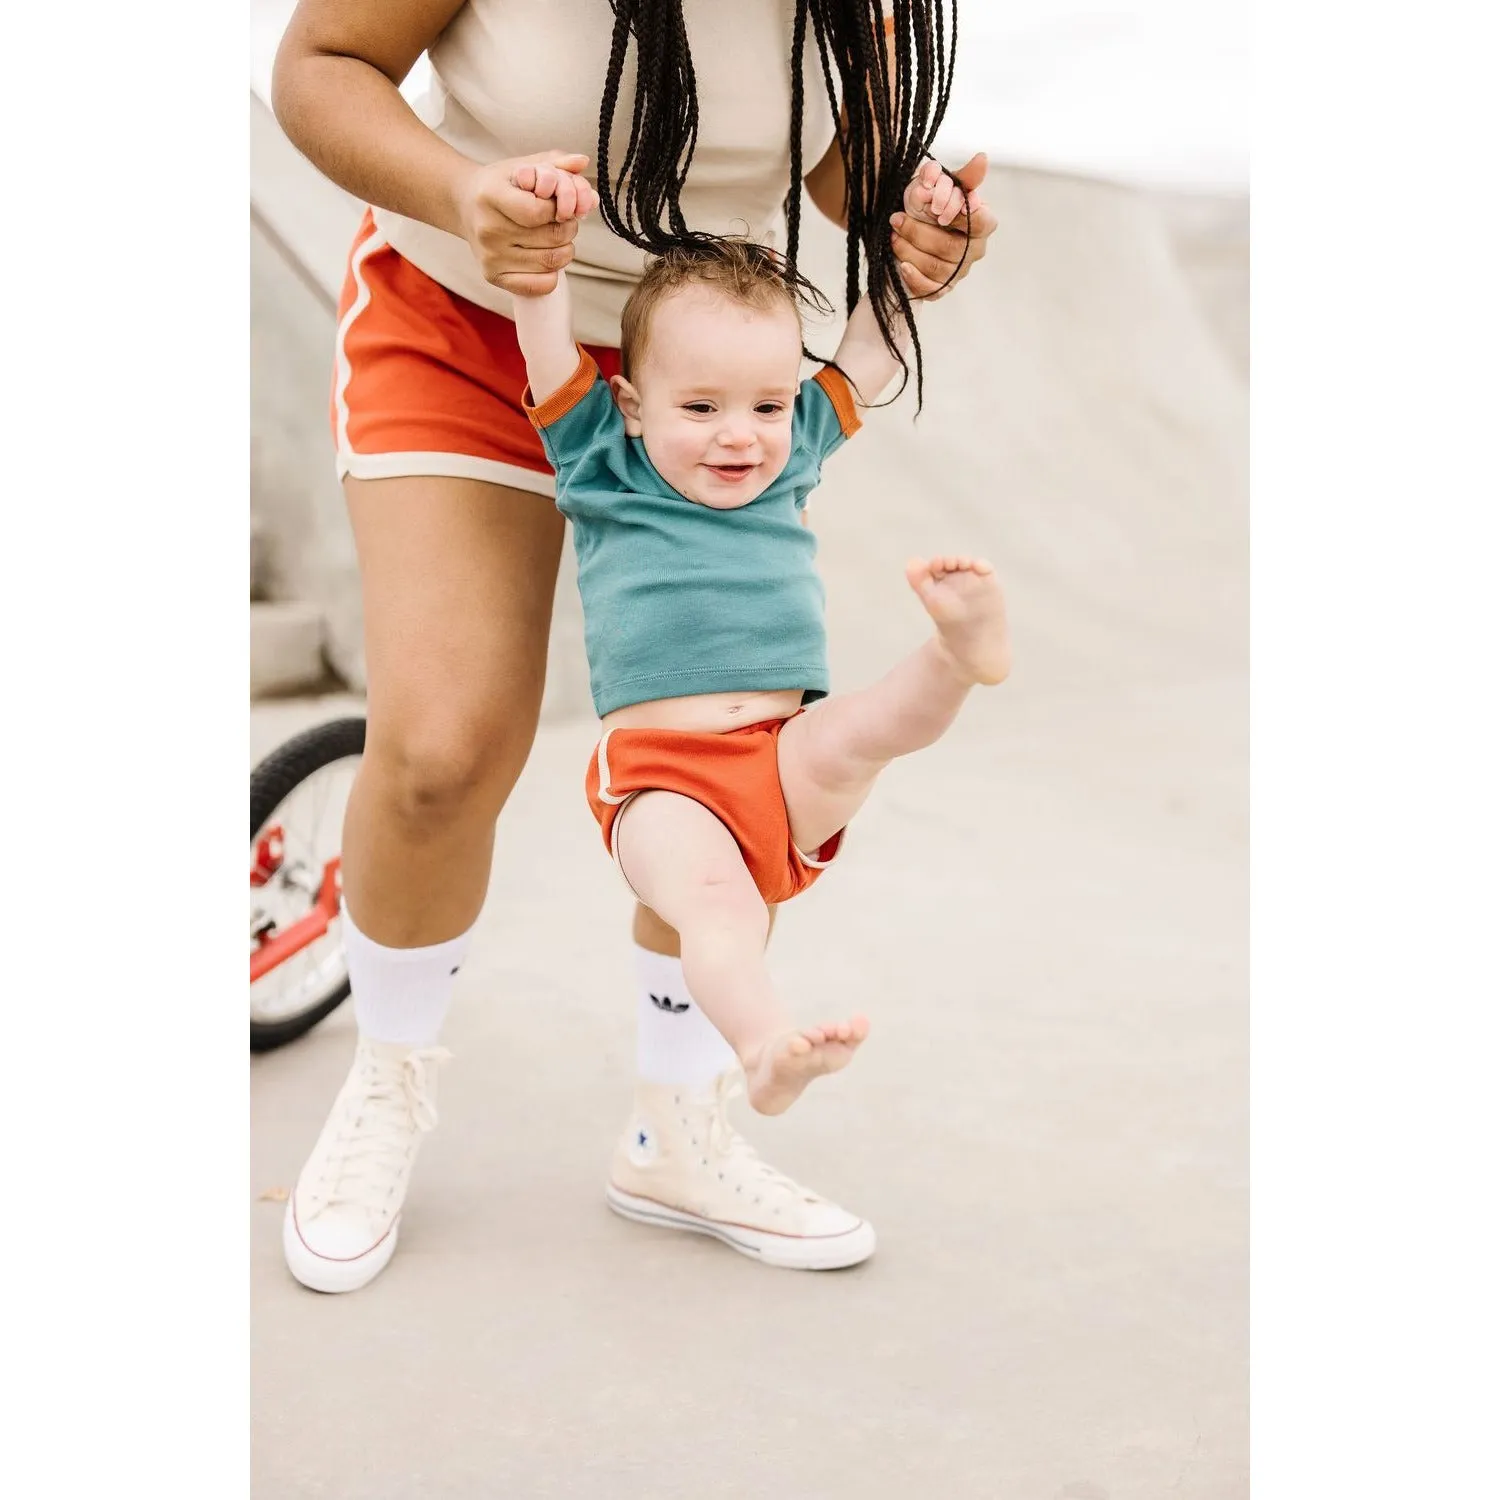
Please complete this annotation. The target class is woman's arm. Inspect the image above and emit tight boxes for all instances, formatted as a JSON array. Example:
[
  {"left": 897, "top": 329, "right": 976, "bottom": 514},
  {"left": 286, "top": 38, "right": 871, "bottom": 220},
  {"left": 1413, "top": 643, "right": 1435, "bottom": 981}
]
[
  {"left": 273, "top": 0, "right": 474, "bottom": 235},
  {"left": 804, "top": 139, "right": 851, "bottom": 230},
  {"left": 271, "top": 0, "right": 584, "bottom": 293}
]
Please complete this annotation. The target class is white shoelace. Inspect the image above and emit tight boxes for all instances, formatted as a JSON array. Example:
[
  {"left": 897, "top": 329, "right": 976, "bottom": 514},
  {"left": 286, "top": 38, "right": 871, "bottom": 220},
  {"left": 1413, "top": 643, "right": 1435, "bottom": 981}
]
[
  {"left": 703, "top": 1072, "right": 826, "bottom": 1206},
  {"left": 312, "top": 1046, "right": 451, "bottom": 1215}
]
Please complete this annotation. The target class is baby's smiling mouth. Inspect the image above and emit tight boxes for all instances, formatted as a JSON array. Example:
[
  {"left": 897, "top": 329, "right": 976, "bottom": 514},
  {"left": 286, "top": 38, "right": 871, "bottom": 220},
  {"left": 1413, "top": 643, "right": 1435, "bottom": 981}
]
[{"left": 705, "top": 462, "right": 757, "bottom": 480}]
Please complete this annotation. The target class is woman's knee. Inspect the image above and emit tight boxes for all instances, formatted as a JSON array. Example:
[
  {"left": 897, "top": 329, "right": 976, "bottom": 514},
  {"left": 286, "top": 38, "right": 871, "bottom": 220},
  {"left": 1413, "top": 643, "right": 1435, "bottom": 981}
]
[{"left": 365, "top": 712, "right": 533, "bottom": 828}]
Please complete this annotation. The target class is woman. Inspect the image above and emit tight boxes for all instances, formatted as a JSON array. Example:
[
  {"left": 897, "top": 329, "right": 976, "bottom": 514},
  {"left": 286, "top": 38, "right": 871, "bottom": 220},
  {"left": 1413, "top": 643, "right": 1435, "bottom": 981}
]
[{"left": 272, "top": 0, "right": 998, "bottom": 1292}]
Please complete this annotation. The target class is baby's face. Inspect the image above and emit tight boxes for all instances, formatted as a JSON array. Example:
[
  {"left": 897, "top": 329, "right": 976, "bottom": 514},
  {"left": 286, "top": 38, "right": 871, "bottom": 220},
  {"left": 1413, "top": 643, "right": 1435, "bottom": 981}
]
[{"left": 617, "top": 288, "right": 803, "bottom": 509}]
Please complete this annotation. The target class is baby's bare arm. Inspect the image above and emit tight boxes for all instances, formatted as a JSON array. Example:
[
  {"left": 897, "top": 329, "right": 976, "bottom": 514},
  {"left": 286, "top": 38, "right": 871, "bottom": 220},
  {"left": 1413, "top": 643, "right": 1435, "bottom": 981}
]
[
  {"left": 831, "top": 160, "right": 983, "bottom": 402},
  {"left": 508, "top": 164, "right": 599, "bottom": 401},
  {"left": 511, "top": 275, "right": 579, "bottom": 403},
  {"left": 830, "top": 294, "right": 912, "bottom": 405}
]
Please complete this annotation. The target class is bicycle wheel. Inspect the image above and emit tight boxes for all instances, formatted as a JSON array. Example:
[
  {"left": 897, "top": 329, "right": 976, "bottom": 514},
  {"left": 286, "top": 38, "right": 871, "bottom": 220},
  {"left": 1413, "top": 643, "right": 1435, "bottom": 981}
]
[{"left": 250, "top": 717, "right": 366, "bottom": 1051}]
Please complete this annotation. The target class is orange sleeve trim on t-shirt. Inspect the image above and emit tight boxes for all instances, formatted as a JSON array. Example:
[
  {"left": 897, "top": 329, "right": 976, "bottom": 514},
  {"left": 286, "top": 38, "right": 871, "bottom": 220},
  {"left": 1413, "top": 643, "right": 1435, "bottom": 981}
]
[
  {"left": 524, "top": 347, "right": 602, "bottom": 430},
  {"left": 813, "top": 365, "right": 863, "bottom": 440}
]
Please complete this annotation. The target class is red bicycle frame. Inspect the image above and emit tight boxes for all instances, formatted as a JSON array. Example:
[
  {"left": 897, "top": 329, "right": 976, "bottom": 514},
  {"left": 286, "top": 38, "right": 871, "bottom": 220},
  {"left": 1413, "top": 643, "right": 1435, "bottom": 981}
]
[{"left": 250, "top": 824, "right": 344, "bottom": 983}]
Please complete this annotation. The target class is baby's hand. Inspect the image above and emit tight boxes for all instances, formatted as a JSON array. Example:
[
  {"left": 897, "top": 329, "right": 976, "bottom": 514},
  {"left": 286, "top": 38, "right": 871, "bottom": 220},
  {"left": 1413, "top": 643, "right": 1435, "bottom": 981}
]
[
  {"left": 902, "top": 158, "right": 977, "bottom": 229},
  {"left": 510, "top": 161, "right": 598, "bottom": 222}
]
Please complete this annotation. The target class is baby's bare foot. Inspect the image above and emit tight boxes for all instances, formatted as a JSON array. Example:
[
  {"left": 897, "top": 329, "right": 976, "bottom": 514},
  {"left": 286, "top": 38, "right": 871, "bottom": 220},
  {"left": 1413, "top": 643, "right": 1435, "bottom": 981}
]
[
  {"left": 744, "top": 1017, "right": 870, "bottom": 1116},
  {"left": 905, "top": 555, "right": 1012, "bottom": 685}
]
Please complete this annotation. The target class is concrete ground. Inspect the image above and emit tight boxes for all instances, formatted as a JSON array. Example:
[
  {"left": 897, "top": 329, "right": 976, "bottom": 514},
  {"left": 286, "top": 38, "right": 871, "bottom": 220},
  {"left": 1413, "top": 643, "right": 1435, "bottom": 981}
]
[
  {"left": 251, "top": 144, "right": 1246, "bottom": 1498},
  {"left": 251, "top": 661, "right": 1245, "bottom": 1498}
]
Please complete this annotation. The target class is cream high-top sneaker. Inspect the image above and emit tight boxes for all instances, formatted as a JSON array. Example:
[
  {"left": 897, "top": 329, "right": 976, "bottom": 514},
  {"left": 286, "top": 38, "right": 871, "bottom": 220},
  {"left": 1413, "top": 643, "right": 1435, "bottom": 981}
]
[
  {"left": 606, "top": 1070, "right": 875, "bottom": 1270},
  {"left": 282, "top": 1039, "right": 450, "bottom": 1293}
]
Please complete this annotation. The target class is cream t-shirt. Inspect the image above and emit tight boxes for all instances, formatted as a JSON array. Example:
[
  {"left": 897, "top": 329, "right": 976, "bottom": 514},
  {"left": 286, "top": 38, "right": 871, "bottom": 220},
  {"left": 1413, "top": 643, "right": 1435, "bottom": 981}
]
[{"left": 374, "top": 0, "right": 839, "bottom": 347}]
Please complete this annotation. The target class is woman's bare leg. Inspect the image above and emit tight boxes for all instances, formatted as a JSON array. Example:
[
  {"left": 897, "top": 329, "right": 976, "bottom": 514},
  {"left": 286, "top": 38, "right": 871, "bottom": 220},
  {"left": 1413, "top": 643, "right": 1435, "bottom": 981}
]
[{"left": 340, "top": 474, "right": 565, "bottom": 944}]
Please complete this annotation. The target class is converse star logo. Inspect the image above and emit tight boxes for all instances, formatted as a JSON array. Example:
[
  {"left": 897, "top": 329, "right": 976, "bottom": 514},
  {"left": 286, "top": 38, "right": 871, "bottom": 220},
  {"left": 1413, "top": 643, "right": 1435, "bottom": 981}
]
[
  {"left": 649, "top": 992, "right": 690, "bottom": 1013},
  {"left": 627, "top": 1121, "right": 658, "bottom": 1166}
]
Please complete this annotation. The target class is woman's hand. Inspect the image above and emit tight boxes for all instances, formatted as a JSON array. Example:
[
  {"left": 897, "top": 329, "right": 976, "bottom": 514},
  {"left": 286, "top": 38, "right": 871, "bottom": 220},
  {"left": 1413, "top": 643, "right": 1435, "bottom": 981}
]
[
  {"left": 890, "top": 152, "right": 999, "bottom": 300},
  {"left": 455, "top": 150, "right": 596, "bottom": 296}
]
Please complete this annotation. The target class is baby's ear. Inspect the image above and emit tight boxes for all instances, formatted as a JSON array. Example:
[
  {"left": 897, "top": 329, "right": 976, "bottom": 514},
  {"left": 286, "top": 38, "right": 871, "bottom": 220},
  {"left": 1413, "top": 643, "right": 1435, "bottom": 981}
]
[{"left": 609, "top": 374, "right": 644, "bottom": 436}]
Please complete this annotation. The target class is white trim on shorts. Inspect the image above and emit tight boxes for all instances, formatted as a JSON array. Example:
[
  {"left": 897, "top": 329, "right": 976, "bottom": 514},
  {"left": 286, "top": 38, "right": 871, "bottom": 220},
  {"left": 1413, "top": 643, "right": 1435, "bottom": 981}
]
[
  {"left": 596, "top": 730, "right": 646, "bottom": 898},
  {"left": 793, "top": 826, "right": 846, "bottom": 869},
  {"left": 606, "top": 791, "right": 646, "bottom": 901},
  {"left": 329, "top": 222, "right": 558, "bottom": 497},
  {"left": 336, "top": 449, "right": 557, "bottom": 494},
  {"left": 595, "top": 730, "right": 632, "bottom": 806}
]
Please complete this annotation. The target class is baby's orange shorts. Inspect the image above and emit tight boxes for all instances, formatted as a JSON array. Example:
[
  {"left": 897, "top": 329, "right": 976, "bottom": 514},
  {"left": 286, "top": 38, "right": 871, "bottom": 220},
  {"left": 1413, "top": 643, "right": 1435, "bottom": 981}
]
[{"left": 585, "top": 717, "right": 845, "bottom": 906}]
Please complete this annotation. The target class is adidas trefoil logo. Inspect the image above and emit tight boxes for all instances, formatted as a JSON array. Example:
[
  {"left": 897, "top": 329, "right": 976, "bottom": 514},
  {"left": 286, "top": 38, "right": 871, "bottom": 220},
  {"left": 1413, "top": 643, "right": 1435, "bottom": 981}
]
[{"left": 649, "top": 992, "right": 690, "bottom": 1013}]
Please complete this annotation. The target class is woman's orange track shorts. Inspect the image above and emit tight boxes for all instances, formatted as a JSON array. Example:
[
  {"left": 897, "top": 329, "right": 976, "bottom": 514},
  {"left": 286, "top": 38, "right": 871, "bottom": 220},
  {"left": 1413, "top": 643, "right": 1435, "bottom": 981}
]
[{"left": 329, "top": 209, "right": 623, "bottom": 491}]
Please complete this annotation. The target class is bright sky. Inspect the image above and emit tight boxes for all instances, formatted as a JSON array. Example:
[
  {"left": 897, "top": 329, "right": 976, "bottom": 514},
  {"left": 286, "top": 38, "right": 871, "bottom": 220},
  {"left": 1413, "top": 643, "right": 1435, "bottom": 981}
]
[{"left": 250, "top": 0, "right": 1247, "bottom": 195}]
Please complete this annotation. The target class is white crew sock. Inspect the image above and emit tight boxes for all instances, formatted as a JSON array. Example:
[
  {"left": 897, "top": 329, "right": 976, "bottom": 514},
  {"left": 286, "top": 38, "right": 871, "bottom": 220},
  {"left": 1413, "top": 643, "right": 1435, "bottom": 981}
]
[
  {"left": 634, "top": 945, "right": 738, "bottom": 1089},
  {"left": 345, "top": 911, "right": 474, "bottom": 1047}
]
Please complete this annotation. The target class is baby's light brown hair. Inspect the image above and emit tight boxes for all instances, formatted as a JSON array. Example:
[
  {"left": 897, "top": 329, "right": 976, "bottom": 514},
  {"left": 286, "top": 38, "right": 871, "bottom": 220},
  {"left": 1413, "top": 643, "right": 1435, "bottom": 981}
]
[{"left": 619, "top": 237, "right": 831, "bottom": 380}]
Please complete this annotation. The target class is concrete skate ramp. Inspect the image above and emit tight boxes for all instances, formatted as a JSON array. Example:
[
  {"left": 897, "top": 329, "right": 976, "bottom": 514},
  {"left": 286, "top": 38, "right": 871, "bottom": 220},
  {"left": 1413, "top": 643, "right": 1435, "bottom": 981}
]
[{"left": 251, "top": 96, "right": 1247, "bottom": 1497}]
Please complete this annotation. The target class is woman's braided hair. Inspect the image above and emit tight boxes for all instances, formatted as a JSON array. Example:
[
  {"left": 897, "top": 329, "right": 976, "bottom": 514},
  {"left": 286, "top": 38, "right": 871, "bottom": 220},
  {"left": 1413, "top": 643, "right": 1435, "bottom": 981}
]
[{"left": 596, "top": 0, "right": 960, "bottom": 408}]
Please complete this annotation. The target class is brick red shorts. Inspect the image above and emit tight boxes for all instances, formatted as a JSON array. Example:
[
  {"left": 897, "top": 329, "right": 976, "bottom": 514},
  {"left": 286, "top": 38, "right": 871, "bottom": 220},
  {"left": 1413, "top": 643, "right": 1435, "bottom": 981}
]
[
  {"left": 586, "top": 717, "right": 846, "bottom": 906},
  {"left": 329, "top": 209, "right": 622, "bottom": 495}
]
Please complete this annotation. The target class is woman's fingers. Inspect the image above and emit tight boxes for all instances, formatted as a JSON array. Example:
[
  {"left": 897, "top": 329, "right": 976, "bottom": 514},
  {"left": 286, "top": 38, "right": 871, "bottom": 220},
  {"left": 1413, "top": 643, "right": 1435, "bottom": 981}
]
[
  {"left": 891, "top": 216, "right": 975, "bottom": 282},
  {"left": 493, "top": 269, "right": 569, "bottom": 297},
  {"left": 897, "top": 257, "right": 948, "bottom": 300},
  {"left": 949, "top": 151, "right": 990, "bottom": 195},
  {"left": 960, "top": 192, "right": 999, "bottom": 242}
]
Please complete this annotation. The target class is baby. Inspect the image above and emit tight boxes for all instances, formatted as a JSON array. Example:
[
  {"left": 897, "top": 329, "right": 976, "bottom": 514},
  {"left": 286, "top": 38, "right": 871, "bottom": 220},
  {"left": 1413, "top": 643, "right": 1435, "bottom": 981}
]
[{"left": 511, "top": 162, "right": 1009, "bottom": 1117}]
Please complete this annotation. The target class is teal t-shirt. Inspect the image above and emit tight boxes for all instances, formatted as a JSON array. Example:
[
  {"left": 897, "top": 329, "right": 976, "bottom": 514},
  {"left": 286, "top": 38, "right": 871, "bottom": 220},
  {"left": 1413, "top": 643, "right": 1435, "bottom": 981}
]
[{"left": 528, "top": 352, "right": 860, "bottom": 718}]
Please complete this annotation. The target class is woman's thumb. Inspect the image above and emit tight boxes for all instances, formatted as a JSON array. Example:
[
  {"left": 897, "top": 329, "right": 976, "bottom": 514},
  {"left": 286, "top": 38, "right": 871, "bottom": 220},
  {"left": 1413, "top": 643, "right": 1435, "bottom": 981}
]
[{"left": 950, "top": 151, "right": 989, "bottom": 192}]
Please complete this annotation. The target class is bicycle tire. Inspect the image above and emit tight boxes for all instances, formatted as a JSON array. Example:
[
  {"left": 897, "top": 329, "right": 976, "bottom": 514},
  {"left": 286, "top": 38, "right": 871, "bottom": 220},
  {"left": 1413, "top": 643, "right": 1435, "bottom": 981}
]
[{"left": 250, "top": 716, "right": 366, "bottom": 1052}]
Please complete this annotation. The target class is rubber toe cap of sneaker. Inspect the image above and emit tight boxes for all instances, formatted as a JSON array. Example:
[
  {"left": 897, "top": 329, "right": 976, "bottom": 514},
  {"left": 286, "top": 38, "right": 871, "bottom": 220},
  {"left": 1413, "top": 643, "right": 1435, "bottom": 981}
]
[
  {"left": 795, "top": 1200, "right": 867, "bottom": 1238},
  {"left": 282, "top": 1201, "right": 399, "bottom": 1294}
]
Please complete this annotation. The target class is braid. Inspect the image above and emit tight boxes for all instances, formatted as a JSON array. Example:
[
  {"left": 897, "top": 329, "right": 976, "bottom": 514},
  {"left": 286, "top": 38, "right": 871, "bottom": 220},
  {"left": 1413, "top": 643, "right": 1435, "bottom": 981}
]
[
  {"left": 801, "top": 0, "right": 962, "bottom": 408},
  {"left": 597, "top": 0, "right": 703, "bottom": 251},
  {"left": 784, "top": 0, "right": 810, "bottom": 282},
  {"left": 598, "top": 0, "right": 962, "bottom": 406}
]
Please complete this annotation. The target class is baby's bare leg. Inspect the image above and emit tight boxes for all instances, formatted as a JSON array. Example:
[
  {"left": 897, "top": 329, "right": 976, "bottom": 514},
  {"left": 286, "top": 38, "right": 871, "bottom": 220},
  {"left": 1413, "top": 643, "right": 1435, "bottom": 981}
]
[
  {"left": 615, "top": 791, "right": 867, "bottom": 1114},
  {"left": 779, "top": 556, "right": 1011, "bottom": 854}
]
